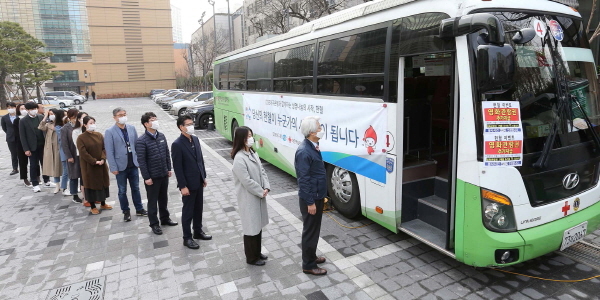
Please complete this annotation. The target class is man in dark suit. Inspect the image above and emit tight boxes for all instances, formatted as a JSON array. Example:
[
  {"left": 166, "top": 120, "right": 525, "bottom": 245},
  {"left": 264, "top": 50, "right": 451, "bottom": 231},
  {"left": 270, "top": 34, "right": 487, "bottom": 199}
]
[
  {"left": 171, "top": 115, "right": 212, "bottom": 249},
  {"left": 295, "top": 116, "right": 328, "bottom": 276},
  {"left": 1, "top": 102, "right": 19, "bottom": 175},
  {"left": 19, "top": 102, "right": 49, "bottom": 193}
]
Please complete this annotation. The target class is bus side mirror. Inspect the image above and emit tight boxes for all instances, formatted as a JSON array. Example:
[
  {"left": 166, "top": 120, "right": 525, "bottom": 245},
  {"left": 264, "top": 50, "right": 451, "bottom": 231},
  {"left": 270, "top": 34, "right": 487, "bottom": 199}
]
[
  {"left": 477, "top": 45, "right": 515, "bottom": 94},
  {"left": 440, "top": 13, "right": 505, "bottom": 46}
]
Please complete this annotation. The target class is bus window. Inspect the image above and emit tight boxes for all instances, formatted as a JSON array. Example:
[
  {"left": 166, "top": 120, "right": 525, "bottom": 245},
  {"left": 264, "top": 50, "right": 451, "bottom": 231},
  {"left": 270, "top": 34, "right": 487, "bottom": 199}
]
[
  {"left": 274, "top": 44, "right": 314, "bottom": 78},
  {"left": 247, "top": 54, "right": 273, "bottom": 91},
  {"left": 389, "top": 12, "right": 453, "bottom": 102},
  {"left": 229, "top": 60, "right": 247, "bottom": 90},
  {"left": 218, "top": 63, "right": 229, "bottom": 90}
]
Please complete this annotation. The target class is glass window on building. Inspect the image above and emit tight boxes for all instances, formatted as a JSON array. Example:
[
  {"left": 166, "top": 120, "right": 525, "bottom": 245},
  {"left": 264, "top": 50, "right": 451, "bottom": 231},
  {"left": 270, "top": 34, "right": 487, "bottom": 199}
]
[{"left": 53, "top": 70, "right": 79, "bottom": 82}]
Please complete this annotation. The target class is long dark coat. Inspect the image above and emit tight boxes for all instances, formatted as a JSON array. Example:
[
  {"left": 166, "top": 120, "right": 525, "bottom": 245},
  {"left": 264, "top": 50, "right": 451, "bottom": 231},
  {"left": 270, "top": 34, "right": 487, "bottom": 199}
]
[
  {"left": 77, "top": 131, "right": 110, "bottom": 191},
  {"left": 60, "top": 122, "right": 81, "bottom": 179}
]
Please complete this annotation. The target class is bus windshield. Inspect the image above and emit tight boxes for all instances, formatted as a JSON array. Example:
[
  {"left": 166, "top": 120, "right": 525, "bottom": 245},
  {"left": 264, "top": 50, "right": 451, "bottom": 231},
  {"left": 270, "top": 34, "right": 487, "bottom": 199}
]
[{"left": 475, "top": 12, "right": 600, "bottom": 155}]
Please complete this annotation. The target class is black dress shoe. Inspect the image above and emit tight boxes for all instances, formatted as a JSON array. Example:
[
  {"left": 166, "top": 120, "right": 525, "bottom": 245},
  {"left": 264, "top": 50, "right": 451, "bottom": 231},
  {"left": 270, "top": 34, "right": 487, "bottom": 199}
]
[
  {"left": 161, "top": 219, "right": 178, "bottom": 226},
  {"left": 247, "top": 259, "right": 266, "bottom": 266},
  {"left": 136, "top": 209, "right": 148, "bottom": 216},
  {"left": 260, "top": 253, "right": 268, "bottom": 260},
  {"left": 124, "top": 212, "right": 131, "bottom": 222},
  {"left": 193, "top": 231, "right": 212, "bottom": 240},
  {"left": 183, "top": 239, "right": 199, "bottom": 249},
  {"left": 151, "top": 225, "right": 163, "bottom": 235},
  {"left": 9, "top": 170, "right": 18, "bottom": 175}
]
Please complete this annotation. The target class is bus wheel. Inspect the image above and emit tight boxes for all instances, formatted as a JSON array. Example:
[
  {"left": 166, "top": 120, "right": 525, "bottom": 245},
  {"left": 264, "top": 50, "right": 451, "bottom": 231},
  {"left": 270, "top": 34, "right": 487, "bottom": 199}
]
[
  {"left": 231, "top": 119, "right": 239, "bottom": 139},
  {"left": 327, "top": 165, "right": 360, "bottom": 218}
]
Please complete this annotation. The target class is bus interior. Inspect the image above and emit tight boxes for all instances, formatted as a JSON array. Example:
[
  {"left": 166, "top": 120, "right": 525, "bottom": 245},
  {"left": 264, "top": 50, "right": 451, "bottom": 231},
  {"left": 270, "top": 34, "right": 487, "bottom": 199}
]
[{"left": 400, "top": 52, "right": 454, "bottom": 250}]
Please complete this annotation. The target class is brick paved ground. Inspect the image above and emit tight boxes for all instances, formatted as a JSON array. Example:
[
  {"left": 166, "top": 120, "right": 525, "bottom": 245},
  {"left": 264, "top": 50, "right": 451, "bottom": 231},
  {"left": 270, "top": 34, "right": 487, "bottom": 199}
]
[{"left": 0, "top": 98, "right": 599, "bottom": 300}]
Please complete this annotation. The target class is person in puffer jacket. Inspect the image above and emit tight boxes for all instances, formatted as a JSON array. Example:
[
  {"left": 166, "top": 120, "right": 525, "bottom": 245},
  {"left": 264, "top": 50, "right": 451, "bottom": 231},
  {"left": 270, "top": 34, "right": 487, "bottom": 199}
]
[{"left": 136, "top": 112, "right": 178, "bottom": 235}]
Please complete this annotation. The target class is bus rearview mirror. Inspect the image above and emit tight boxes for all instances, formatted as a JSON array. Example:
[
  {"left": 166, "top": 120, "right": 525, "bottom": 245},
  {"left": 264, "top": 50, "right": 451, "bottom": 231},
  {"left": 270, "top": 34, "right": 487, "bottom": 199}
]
[
  {"left": 440, "top": 13, "right": 505, "bottom": 46},
  {"left": 477, "top": 45, "right": 515, "bottom": 94}
]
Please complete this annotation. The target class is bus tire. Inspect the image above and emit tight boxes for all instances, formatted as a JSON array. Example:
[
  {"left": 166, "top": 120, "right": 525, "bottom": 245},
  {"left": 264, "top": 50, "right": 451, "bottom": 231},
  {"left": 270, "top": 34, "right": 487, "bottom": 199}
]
[
  {"left": 327, "top": 165, "right": 361, "bottom": 219},
  {"left": 231, "top": 119, "right": 239, "bottom": 139}
]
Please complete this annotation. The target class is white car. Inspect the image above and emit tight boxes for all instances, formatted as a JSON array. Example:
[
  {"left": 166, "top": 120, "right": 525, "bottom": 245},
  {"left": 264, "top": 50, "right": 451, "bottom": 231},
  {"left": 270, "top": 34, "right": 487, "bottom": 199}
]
[
  {"left": 170, "top": 92, "right": 213, "bottom": 116},
  {"left": 31, "top": 96, "right": 75, "bottom": 108}
]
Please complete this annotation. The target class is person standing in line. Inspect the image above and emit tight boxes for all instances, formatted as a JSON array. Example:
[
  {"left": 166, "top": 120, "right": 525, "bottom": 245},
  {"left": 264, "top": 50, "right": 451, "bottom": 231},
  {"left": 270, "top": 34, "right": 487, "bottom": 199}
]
[
  {"left": 73, "top": 111, "right": 89, "bottom": 206},
  {"left": 104, "top": 107, "right": 146, "bottom": 222},
  {"left": 137, "top": 112, "right": 178, "bottom": 235},
  {"left": 91, "top": 91, "right": 96, "bottom": 100},
  {"left": 77, "top": 116, "right": 111, "bottom": 214},
  {"left": 60, "top": 109, "right": 83, "bottom": 203},
  {"left": 231, "top": 126, "right": 271, "bottom": 266},
  {"left": 1, "top": 102, "right": 20, "bottom": 175},
  {"left": 20, "top": 102, "right": 53, "bottom": 192},
  {"left": 171, "top": 115, "right": 212, "bottom": 249},
  {"left": 295, "top": 116, "right": 328, "bottom": 276},
  {"left": 38, "top": 109, "right": 64, "bottom": 194},
  {"left": 14, "top": 104, "right": 31, "bottom": 187}
]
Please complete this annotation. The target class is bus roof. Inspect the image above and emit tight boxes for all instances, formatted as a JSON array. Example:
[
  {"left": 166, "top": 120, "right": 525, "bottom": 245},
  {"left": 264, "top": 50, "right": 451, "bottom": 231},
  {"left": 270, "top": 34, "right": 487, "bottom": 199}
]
[{"left": 215, "top": 0, "right": 580, "bottom": 62}]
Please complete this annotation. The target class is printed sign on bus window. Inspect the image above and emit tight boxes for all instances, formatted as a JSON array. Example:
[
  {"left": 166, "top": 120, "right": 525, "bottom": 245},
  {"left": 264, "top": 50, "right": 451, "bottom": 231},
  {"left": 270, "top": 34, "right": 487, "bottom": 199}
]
[{"left": 482, "top": 101, "right": 523, "bottom": 167}]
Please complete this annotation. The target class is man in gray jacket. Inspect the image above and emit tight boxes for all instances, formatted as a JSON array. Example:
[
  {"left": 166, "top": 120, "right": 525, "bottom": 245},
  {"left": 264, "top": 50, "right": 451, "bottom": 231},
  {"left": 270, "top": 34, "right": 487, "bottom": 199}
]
[
  {"left": 136, "top": 112, "right": 178, "bottom": 235},
  {"left": 105, "top": 107, "right": 146, "bottom": 222}
]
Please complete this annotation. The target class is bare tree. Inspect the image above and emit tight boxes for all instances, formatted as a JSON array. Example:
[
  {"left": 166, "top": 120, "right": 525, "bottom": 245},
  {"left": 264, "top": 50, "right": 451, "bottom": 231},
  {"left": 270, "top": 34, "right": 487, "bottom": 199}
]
[
  {"left": 588, "top": 0, "right": 600, "bottom": 43},
  {"left": 190, "top": 28, "right": 229, "bottom": 91}
]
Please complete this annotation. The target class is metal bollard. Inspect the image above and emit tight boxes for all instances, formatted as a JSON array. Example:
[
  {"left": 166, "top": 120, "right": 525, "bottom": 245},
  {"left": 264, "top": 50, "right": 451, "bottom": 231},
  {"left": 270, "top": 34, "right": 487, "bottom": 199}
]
[{"left": 207, "top": 115, "right": 215, "bottom": 131}]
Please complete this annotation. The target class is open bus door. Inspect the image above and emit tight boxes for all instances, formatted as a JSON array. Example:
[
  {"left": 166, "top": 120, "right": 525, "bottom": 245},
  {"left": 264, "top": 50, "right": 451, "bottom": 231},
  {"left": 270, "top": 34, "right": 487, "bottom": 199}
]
[{"left": 397, "top": 52, "right": 457, "bottom": 256}]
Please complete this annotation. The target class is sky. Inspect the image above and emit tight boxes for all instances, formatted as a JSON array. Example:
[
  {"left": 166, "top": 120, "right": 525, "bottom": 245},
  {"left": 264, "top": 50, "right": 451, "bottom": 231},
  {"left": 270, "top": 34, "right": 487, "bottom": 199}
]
[{"left": 171, "top": 0, "right": 244, "bottom": 43}]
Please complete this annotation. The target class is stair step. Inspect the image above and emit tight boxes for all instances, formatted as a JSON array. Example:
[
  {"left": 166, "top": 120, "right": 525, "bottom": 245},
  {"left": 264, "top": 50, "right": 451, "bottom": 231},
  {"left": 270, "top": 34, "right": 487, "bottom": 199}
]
[{"left": 418, "top": 195, "right": 447, "bottom": 213}]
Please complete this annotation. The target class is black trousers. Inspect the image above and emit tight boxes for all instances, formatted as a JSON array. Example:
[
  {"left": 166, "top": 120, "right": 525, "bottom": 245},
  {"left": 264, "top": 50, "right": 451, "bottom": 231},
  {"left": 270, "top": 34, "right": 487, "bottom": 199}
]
[
  {"left": 16, "top": 143, "right": 28, "bottom": 180},
  {"left": 7, "top": 141, "right": 18, "bottom": 170},
  {"left": 299, "top": 198, "right": 324, "bottom": 270},
  {"left": 243, "top": 231, "right": 262, "bottom": 263},
  {"left": 29, "top": 148, "right": 48, "bottom": 186},
  {"left": 145, "top": 176, "right": 170, "bottom": 227},
  {"left": 181, "top": 187, "right": 204, "bottom": 240}
]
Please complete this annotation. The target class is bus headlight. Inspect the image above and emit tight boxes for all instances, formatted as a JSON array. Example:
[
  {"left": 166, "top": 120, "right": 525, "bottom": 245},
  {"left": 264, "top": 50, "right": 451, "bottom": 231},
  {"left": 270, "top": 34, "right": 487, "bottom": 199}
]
[{"left": 481, "top": 189, "right": 516, "bottom": 232}]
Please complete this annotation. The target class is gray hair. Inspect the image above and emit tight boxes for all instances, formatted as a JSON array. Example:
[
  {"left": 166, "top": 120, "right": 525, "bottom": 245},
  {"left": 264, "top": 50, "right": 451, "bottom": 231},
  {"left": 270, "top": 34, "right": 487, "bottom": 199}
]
[
  {"left": 300, "top": 116, "right": 321, "bottom": 138},
  {"left": 112, "top": 107, "right": 126, "bottom": 116}
]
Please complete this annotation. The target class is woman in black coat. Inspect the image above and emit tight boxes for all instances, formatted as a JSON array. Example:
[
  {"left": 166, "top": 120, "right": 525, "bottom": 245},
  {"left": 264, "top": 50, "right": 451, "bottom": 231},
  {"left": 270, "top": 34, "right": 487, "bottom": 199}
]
[{"left": 14, "top": 104, "right": 30, "bottom": 187}]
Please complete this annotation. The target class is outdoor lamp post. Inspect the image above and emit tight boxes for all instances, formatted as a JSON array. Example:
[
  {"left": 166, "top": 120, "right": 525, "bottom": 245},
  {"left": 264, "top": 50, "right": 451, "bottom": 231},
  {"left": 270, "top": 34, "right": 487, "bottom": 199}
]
[
  {"left": 225, "top": 0, "right": 233, "bottom": 51},
  {"left": 198, "top": 11, "right": 207, "bottom": 91},
  {"left": 208, "top": 0, "right": 217, "bottom": 53}
]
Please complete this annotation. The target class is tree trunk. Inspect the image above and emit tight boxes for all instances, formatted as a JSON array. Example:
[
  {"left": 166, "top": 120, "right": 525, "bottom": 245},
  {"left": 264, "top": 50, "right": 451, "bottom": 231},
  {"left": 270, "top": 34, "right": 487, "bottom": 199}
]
[
  {"left": 19, "top": 74, "right": 28, "bottom": 102},
  {"left": 0, "top": 71, "right": 7, "bottom": 109}
]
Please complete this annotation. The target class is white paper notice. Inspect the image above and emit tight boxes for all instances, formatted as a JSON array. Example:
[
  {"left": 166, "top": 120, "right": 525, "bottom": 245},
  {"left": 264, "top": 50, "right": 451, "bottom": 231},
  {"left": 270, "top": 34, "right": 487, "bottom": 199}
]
[{"left": 481, "top": 101, "right": 524, "bottom": 167}]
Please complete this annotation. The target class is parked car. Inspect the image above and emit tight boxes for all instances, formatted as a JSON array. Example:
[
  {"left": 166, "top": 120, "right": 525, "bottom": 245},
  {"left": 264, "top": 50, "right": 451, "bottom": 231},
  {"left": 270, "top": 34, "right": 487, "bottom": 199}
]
[
  {"left": 157, "top": 92, "right": 191, "bottom": 106},
  {"left": 45, "top": 91, "right": 86, "bottom": 104},
  {"left": 161, "top": 93, "right": 195, "bottom": 109},
  {"left": 150, "top": 89, "right": 166, "bottom": 97},
  {"left": 170, "top": 92, "right": 213, "bottom": 116},
  {"left": 154, "top": 91, "right": 185, "bottom": 103},
  {"left": 152, "top": 90, "right": 179, "bottom": 101},
  {"left": 30, "top": 96, "right": 75, "bottom": 108},
  {"left": 187, "top": 98, "right": 214, "bottom": 129}
]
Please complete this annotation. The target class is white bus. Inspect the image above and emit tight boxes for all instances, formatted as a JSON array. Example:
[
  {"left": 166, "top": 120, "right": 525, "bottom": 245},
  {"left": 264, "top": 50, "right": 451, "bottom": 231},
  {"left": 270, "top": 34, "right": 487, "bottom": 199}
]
[{"left": 213, "top": 0, "right": 600, "bottom": 267}]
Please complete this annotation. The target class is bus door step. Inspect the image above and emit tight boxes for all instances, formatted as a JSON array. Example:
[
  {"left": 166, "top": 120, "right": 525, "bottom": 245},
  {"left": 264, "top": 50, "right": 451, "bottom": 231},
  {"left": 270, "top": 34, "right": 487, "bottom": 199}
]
[{"left": 417, "top": 195, "right": 448, "bottom": 232}]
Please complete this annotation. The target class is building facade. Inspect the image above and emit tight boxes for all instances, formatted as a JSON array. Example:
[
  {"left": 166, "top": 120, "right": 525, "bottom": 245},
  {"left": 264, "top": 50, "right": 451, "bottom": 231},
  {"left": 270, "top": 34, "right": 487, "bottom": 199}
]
[
  {"left": 0, "top": 0, "right": 175, "bottom": 97},
  {"left": 171, "top": 4, "right": 183, "bottom": 43}
]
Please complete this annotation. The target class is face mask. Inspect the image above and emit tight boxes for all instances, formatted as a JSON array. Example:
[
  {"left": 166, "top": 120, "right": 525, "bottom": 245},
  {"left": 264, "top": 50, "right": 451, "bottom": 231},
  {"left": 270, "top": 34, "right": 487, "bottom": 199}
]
[
  {"left": 316, "top": 131, "right": 325, "bottom": 139},
  {"left": 118, "top": 116, "right": 127, "bottom": 124},
  {"left": 20, "top": 110, "right": 27, "bottom": 116},
  {"left": 28, "top": 109, "right": 38, "bottom": 117},
  {"left": 246, "top": 137, "right": 255, "bottom": 148},
  {"left": 186, "top": 125, "right": 195, "bottom": 134},
  {"left": 49, "top": 115, "right": 56, "bottom": 121},
  {"left": 7, "top": 108, "right": 15, "bottom": 114},
  {"left": 79, "top": 118, "right": 84, "bottom": 124},
  {"left": 86, "top": 124, "right": 97, "bottom": 132},
  {"left": 150, "top": 121, "right": 160, "bottom": 130}
]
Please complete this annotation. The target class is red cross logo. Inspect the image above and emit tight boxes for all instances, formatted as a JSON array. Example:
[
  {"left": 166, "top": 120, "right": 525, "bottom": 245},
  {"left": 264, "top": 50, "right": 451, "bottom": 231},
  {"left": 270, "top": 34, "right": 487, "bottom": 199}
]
[{"left": 561, "top": 201, "right": 570, "bottom": 216}]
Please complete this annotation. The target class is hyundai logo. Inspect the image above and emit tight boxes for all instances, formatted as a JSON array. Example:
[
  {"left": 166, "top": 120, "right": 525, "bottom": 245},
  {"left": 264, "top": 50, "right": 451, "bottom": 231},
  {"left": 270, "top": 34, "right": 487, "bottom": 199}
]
[{"left": 562, "top": 173, "right": 580, "bottom": 190}]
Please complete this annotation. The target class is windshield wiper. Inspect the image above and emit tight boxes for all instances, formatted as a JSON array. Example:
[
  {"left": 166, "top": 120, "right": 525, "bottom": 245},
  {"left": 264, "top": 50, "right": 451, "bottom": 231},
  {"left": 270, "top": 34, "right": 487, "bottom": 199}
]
[{"left": 570, "top": 94, "right": 600, "bottom": 151}]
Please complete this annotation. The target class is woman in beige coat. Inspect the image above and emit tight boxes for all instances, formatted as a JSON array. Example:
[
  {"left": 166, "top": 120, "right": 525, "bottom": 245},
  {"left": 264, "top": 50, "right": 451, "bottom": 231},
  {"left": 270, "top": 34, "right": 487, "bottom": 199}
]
[
  {"left": 231, "top": 126, "right": 271, "bottom": 266},
  {"left": 38, "top": 108, "right": 63, "bottom": 193}
]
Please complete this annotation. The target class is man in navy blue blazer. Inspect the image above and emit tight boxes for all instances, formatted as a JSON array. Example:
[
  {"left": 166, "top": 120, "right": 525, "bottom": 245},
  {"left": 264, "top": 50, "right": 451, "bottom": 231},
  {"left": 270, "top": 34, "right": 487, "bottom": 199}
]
[
  {"left": 171, "top": 115, "right": 212, "bottom": 249},
  {"left": 295, "top": 116, "right": 328, "bottom": 276},
  {"left": 105, "top": 107, "right": 147, "bottom": 222}
]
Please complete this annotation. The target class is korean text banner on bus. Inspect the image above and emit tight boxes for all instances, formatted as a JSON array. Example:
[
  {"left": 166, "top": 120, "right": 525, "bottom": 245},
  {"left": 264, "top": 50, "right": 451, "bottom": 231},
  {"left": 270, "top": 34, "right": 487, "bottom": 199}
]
[{"left": 244, "top": 94, "right": 388, "bottom": 183}]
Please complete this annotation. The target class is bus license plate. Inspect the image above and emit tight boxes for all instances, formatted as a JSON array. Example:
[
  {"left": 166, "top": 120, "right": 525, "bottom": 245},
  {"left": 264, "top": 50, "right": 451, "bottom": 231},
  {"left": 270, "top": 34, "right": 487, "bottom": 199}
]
[{"left": 560, "top": 221, "right": 587, "bottom": 251}]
